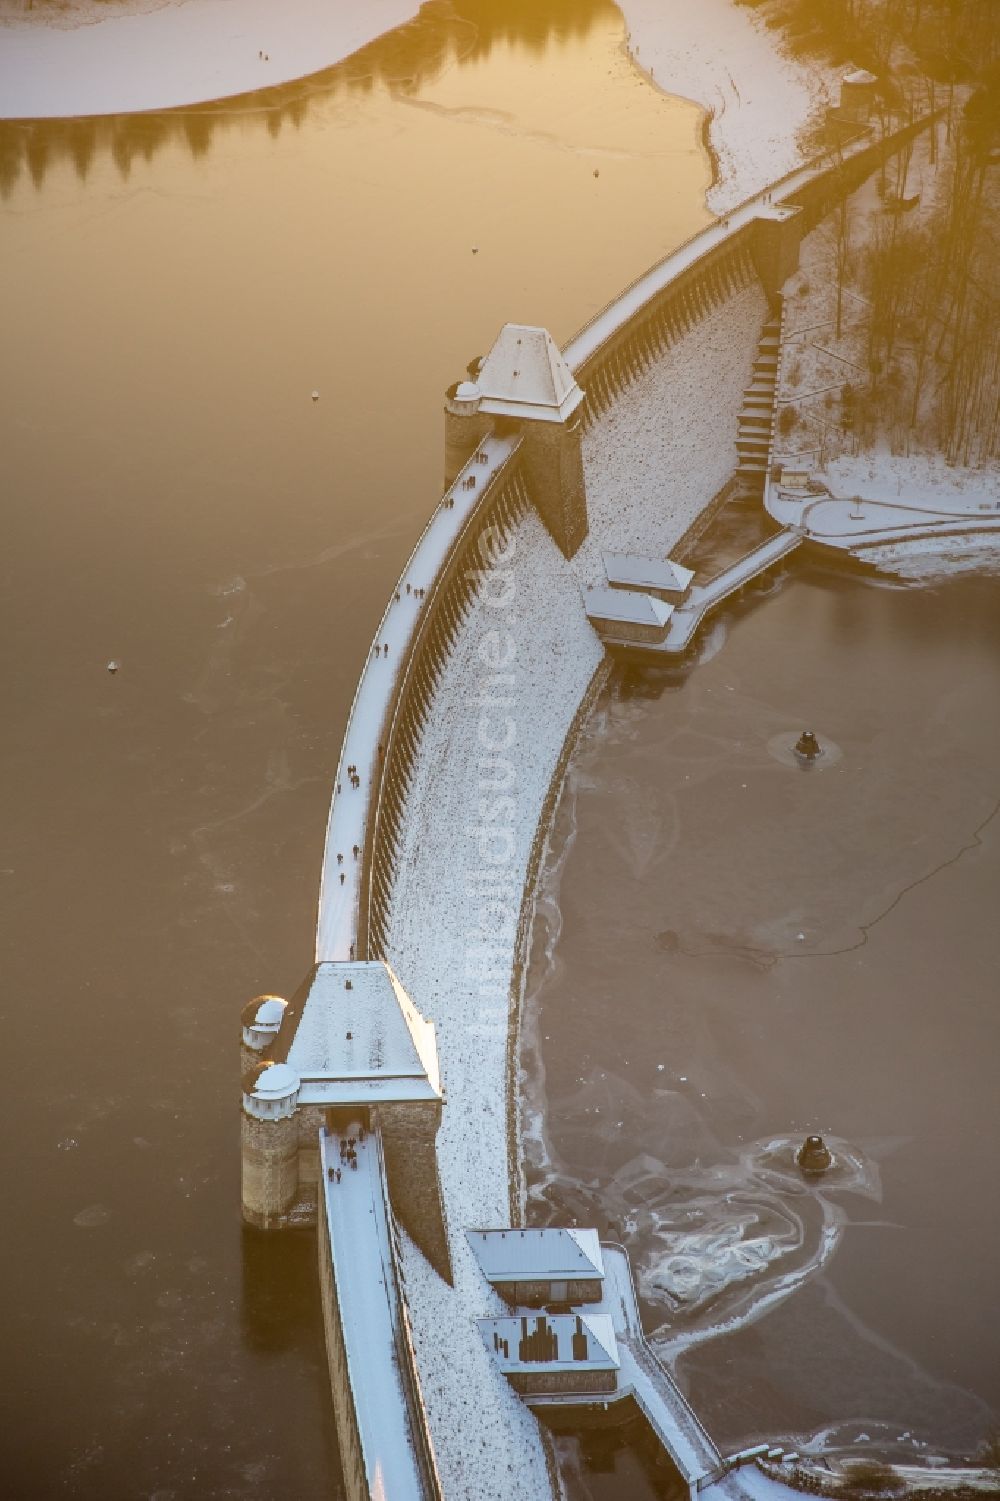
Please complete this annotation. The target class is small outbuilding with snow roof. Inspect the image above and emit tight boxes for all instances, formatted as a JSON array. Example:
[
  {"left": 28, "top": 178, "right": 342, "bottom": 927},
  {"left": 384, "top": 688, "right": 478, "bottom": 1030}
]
[{"left": 467, "top": 1227, "right": 606, "bottom": 1306}]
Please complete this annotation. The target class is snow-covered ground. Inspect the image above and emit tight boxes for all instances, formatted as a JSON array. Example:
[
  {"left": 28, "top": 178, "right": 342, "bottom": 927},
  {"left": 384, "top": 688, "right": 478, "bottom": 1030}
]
[
  {"left": 770, "top": 127, "right": 1000, "bottom": 561},
  {"left": 577, "top": 279, "right": 769, "bottom": 578},
  {"left": 617, "top": 0, "right": 838, "bottom": 212},
  {"left": 824, "top": 451, "right": 1000, "bottom": 509},
  {"left": 314, "top": 434, "right": 518, "bottom": 966},
  {"left": 0, "top": 0, "right": 419, "bottom": 118}
]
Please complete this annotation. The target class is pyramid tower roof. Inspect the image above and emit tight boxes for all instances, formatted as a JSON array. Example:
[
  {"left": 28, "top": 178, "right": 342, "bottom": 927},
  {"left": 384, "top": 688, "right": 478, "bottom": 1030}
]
[
  {"left": 283, "top": 961, "right": 441, "bottom": 1105},
  {"left": 476, "top": 324, "right": 584, "bottom": 424}
]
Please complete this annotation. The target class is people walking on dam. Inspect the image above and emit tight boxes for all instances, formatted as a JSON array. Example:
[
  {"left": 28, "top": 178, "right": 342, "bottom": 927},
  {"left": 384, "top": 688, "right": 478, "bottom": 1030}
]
[
  {"left": 336, "top": 852, "right": 343, "bottom": 865},
  {"left": 352, "top": 844, "right": 359, "bottom": 858},
  {"left": 339, "top": 872, "right": 345, "bottom": 885}
]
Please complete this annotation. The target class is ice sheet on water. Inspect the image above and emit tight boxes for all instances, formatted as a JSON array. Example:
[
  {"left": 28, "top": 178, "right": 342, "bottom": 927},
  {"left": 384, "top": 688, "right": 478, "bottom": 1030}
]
[{"left": 860, "top": 540, "right": 1000, "bottom": 582}]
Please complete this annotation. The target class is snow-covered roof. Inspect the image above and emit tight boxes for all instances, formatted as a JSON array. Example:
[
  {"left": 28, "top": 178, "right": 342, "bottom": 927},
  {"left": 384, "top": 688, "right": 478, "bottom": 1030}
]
[
  {"left": 843, "top": 68, "right": 877, "bottom": 86},
  {"left": 603, "top": 552, "right": 694, "bottom": 596},
  {"left": 479, "top": 1313, "right": 619, "bottom": 1373},
  {"left": 584, "top": 586, "right": 673, "bottom": 628},
  {"left": 467, "top": 1228, "right": 604, "bottom": 1284},
  {"left": 285, "top": 961, "right": 441, "bottom": 1102},
  {"left": 242, "top": 1059, "right": 300, "bottom": 1099},
  {"left": 476, "top": 324, "right": 584, "bottom": 424},
  {"left": 241, "top": 994, "right": 287, "bottom": 1031}
]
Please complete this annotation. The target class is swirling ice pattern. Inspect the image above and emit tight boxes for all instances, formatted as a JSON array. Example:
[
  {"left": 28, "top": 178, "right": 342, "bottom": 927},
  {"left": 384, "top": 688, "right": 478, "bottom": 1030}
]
[{"left": 632, "top": 1136, "right": 878, "bottom": 1355}]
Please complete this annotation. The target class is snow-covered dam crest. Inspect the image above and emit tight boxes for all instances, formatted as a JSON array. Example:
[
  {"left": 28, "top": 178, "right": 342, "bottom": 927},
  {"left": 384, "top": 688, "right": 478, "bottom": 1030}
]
[{"left": 240, "top": 125, "right": 933, "bottom": 1501}]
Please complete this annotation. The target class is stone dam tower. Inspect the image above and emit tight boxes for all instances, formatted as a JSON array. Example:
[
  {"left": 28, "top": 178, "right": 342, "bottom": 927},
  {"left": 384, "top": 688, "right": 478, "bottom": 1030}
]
[
  {"left": 241, "top": 961, "right": 451, "bottom": 1281},
  {"left": 444, "top": 322, "right": 588, "bottom": 558}
]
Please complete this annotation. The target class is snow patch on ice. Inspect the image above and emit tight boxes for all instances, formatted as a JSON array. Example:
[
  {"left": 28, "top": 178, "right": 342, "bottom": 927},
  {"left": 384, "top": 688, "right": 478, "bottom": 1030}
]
[{"left": 0, "top": 0, "right": 420, "bottom": 119}]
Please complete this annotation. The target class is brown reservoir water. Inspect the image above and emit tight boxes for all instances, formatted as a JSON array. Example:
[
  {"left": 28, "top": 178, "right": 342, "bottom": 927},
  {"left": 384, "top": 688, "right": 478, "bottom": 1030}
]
[
  {"left": 0, "top": 4, "right": 709, "bottom": 1497},
  {"left": 523, "top": 499, "right": 1000, "bottom": 1492}
]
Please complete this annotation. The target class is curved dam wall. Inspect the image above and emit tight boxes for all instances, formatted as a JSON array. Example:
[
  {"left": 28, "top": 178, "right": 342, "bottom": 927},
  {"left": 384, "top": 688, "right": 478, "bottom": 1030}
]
[
  {"left": 308, "top": 123, "right": 933, "bottom": 1501},
  {"left": 350, "top": 263, "right": 771, "bottom": 1501}
]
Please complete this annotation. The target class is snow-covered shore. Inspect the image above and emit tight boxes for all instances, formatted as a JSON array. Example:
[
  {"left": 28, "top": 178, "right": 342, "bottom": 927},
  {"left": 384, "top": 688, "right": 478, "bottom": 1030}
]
[
  {"left": 617, "top": 0, "right": 837, "bottom": 212},
  {"left": 1, "top": 0, "right": 837, "bottom": 224},
  {"left": 0, "top": 0, "right": 419, "bottom": 118}
]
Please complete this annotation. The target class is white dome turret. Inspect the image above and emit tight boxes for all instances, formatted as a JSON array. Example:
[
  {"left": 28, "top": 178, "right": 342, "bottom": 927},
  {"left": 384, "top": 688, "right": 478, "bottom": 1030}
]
[
  {"left": 241, "top": 993, "right": 288, "bottom": 1052},
  {"left": 445, "top": 380, "right": 482, "bottom": 416},
  {"left": 241, "top": 1059, "right": 300, "bottom": 1121}
]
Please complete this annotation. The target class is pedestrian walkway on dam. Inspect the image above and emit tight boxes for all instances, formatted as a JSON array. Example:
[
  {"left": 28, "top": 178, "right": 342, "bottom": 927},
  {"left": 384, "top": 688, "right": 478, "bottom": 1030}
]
[
  {"left": 314, "top": 433, "right": 518, "bottom": 963},
  {"left": 318, "top": 1125, "right": 439, "bottom": 1500},
  {"left": 663, "top": 529, "right": 804, "bottom": 651}
]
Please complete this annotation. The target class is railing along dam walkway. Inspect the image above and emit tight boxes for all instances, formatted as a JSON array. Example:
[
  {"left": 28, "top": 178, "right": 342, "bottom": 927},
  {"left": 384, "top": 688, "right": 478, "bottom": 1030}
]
[
  {"left": 314, "top": 432, "right": 519, "bottom": 962},
  {"left": 661, "top": 529, "right": 804, "bottom": 654},
  {"left": 318, "top": 1125, "right": 442, "bottom": 1500}
]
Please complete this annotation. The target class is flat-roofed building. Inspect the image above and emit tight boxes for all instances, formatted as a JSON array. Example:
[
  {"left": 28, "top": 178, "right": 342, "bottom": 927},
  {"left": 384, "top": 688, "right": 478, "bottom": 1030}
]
[{"left": 467, "top": 1227, "right": 605, "bottom": 1306}]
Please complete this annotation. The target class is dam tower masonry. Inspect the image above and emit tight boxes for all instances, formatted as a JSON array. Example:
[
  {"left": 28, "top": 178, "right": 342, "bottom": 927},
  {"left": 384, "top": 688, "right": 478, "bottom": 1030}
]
[
  {"left": 750, "top": 204, "right": 804, "bottom": 304},
  {"left": 444, "top": 323, "right": 588, "bottom": 559},
  {"left": 240, "top": 960, "right": 452, "bottom": 1282}
]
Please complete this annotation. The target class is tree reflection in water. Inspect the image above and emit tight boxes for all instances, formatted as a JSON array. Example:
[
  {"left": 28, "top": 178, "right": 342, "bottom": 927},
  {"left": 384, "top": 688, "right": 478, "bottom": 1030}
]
[{"left": 0, "top": 0, "right": 612, "bottom": 198}]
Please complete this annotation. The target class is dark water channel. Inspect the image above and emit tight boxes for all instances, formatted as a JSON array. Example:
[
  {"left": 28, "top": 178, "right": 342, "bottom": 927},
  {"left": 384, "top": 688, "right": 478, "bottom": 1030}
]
[
  {"left": 0, "top": 4, "right": 708, "bottom": 1497},
  {"left": 524, "top": 501, "right": 1000, "bottom": 1496}
]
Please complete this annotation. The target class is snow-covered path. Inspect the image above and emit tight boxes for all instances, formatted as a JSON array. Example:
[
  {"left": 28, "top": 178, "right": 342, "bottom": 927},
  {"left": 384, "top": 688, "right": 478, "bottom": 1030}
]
[
  {"left": 318, "top": 1124, "right": 429, "bottom": 1499},
  {"left": 0, "top": 0, "right": 419, "bottom": 119},
  {"left": 314, "top": 434, "right": 518, "bottom": 964}
]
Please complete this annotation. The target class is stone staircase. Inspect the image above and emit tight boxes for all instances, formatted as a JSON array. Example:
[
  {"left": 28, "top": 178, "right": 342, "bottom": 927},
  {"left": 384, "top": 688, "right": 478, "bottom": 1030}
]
[{"left": 736, "top": 309, "right": 782, "bottom": 492}]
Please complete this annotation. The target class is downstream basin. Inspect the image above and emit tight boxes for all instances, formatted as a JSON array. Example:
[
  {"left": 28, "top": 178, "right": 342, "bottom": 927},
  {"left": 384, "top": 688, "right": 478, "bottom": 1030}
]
[{"left": 523, "top": 504, "right": 1000, "bottom": 1495}]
